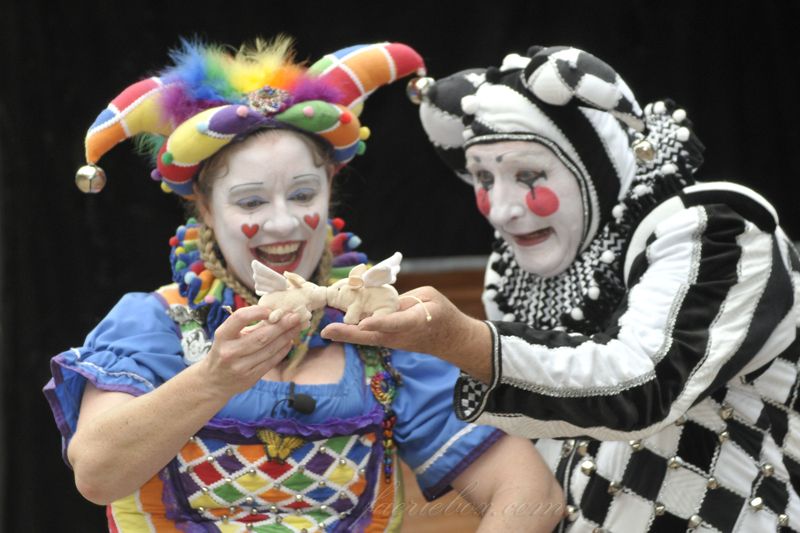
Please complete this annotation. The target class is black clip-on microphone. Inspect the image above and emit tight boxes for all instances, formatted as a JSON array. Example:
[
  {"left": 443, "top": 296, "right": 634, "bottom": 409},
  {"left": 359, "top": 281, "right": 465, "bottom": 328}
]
[{"left": 271, "top": 382, "right": 317, "bottom": 418}]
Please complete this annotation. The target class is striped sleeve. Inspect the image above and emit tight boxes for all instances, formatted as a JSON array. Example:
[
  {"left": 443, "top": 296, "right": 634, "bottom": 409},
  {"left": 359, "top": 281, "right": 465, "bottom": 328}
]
[{"left": 454, "top": 204, "right": 798, "bottom": 441}]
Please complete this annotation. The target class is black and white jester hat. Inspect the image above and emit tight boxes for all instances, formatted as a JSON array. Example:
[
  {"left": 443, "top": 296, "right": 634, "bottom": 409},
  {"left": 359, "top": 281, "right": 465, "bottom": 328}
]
[{"left": 411, "top": 46, "right": 645, "bottom": 251}]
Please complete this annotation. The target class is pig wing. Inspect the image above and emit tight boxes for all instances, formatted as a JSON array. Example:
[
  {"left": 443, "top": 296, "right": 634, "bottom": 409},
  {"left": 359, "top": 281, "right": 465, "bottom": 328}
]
[
  {"left": 362, "top": 252, "right": 403, "bottom": 288},
  {"left": 252, "top": 260, "right": 289, "bottom": 296}
]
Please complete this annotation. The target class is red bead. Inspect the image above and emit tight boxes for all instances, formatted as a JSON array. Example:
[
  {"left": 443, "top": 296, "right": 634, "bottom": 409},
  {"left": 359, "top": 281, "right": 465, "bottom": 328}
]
[
  {"left": 332, "top": 218, "right": 345, "bottom": 231},
  {"left": 339, "top": 113, "right": 351, "bottom": 124},
  {"left": 169, "top": 237, "right": 180, "bottom": 246}
]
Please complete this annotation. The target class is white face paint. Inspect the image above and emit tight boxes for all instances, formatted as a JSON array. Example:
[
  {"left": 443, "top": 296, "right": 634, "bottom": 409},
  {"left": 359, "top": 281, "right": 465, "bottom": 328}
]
[
  {"left": 199, "top": 131, "right": 331, "bottom": 289},
  {"left": 465, "top": 140, "right": 584, "bottom": 278}
]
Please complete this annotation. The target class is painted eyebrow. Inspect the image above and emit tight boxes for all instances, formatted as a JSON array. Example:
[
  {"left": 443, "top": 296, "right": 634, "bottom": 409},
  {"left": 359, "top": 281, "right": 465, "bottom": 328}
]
[
  {"left": 496, "top": 150, "right": 547, "bottom": 162},
  {"left": 229, "top": 182, "right": 264, "bottom": 192},
  {"left": 292, "top": 174, "right": 323, "bottom": 182}
]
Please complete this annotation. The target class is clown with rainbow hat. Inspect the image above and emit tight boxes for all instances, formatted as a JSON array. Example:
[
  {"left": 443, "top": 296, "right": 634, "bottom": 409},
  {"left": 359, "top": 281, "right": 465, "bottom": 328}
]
[
  {"left": 77, "top": 38, "right": 425, "bottom": 196},
  {"left": 45, "top": 36, "right": 563, "bottom": 533}
]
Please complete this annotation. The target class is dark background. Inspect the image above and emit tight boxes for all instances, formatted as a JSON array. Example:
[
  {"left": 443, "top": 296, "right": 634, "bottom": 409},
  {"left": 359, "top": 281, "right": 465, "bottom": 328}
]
[{"left": 1, "top": 1, "right": 798, "bottom": 530}]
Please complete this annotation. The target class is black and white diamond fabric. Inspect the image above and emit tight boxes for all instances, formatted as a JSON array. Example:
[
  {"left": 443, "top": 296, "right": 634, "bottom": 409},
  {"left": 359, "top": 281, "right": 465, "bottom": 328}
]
[
  {"left": 459, "top": 374, "right": 489, "bottom": 419},
  {"left": 418, "top": 68, "right": 487, "bottom": 184},
  {"left": 522, "top": 47, "right": 644, "bottom": 133},
  {"left": 550, "top": 347, "right": 800, "bottom": 533}
]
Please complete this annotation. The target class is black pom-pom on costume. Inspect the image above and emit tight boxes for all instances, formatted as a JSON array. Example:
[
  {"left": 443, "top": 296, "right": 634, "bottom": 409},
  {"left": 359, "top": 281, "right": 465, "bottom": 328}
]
[
  {"left": 485, "top": 66, "right": 503, "bottom": 83},
  {"left": 526, "top": 45, "right": 544, "bottom": 57}
]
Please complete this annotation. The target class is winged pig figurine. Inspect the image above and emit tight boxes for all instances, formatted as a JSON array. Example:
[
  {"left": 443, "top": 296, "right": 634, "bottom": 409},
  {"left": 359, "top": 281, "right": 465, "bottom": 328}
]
[
  {"left": 251, "top": 260, "right": 328, "bottom": 330},
  {"left": 326, "top": 252, "right": 402, "bottom": 325}
]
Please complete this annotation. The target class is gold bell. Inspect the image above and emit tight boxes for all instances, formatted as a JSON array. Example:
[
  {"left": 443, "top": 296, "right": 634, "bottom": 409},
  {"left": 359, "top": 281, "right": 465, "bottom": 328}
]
[
  {"left": 75, "top": 164, "right": 107, "bottom": 194},
  {"left": 406, "top": 77, "right": 435, "bottom": 105},
  {"left": 633, "top": 140, "right": 655, "bottom": 163}
]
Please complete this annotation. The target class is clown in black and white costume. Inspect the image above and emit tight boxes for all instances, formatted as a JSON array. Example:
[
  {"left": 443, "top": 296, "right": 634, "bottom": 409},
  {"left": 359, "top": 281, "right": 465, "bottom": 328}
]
[{"left": 323, "top": 46, "right": 800, "bottom": 532}]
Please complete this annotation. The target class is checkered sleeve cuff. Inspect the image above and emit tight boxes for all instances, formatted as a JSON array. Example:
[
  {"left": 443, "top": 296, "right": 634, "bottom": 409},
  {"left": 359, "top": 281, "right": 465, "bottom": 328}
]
[{"left": 454, "top": 321, "right": 502, "bottom": 422}]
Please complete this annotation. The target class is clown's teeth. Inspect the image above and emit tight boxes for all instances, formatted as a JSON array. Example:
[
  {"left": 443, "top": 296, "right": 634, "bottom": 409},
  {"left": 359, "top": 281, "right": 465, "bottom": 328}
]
[
  {"left": 520, "top": 229, "right": 550, "bottom": 239},
  {"left": 258, "top": 242, "right": 301, "bottom": 254}
]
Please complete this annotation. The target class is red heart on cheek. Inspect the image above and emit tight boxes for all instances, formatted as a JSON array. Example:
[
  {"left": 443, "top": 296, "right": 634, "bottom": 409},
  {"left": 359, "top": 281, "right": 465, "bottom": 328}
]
[
  {"left": 526, "top": 186, "right": 559, "bottom": 217},
  {"left": 241, "top": 224, "right": 259, "bottom": 238},
  {"left": 476, "top": 189, "right": 491, "bottom": 217},
  {"left": 303, "top": 213, "right": 320, "bottom": 229}
]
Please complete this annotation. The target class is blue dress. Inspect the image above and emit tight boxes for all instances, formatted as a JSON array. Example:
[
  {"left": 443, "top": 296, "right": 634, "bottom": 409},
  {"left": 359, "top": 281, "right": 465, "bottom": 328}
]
[{"left": 45, "top": 290, "right": 502, "bottom": 532}]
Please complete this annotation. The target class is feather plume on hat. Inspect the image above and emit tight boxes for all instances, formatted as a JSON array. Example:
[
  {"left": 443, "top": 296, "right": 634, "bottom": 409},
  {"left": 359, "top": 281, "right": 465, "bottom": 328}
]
[{"left": 77, "top": 37, "right": 426, "bottom": 198}]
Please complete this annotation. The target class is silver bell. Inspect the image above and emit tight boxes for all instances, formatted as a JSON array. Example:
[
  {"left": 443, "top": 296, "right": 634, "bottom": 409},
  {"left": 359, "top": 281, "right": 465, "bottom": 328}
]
[
  {"left": 75, "top": 165, "right": 106, "bottom": 194},
  {"left": 406, "top": 77, "right": 434, "bottom": 105}
]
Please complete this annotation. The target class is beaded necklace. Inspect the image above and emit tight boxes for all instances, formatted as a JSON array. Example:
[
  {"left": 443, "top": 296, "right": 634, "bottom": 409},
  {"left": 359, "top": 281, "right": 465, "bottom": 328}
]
[{"left": 357, "top": 345, "right": 403, "bottom": 484}]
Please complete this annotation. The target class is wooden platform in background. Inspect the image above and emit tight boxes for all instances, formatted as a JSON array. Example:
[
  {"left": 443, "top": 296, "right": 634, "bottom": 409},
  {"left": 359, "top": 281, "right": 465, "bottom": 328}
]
[
  {"left": 392, "top": 258, "right": 487, "bottom": 532},
  {"left": 394, "top": 262, "right": 487, "bottom": 321}
]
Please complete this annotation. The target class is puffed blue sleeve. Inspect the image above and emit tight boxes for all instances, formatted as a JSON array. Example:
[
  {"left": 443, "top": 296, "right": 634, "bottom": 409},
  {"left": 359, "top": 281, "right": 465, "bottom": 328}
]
[
  {"left": 390, "top": 350, "right": 503, "bottom": 501},
  {"left": 43, "top": 292, "right": 185, "bottom": 465}
]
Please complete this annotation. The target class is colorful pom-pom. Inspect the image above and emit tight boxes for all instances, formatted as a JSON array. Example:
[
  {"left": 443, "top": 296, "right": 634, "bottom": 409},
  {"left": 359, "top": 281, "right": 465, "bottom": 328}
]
[
  {"left": 303, "top": 106, "right": 315, "bottom": 117},
  {"left": 184, "top": 272, "right": 198, "bottom": 284},
  {"left": 359, "top": 127, "right": 371, "bottom": 141},
  {"left": 357, "top": 141, "right": 366, "bottom": 155},
  {"left": 236, "top": 105, "right": 249, "bottom": 118},
  {"left": 204, "top": 295, "right": 216, "bottom": 304},
  {"left": 187, "top": 217, "right": 197, "bottom": 224},
  {"left": 196, "top": 122, "right": 209, "bottom": 133},
  {"left": 151, "top": 169, "right": 163, "bottom": 181},
  {"left": 169, "top": 236, "right": 180, "bottom": 247},
  {"left": 332, "top": 218, "right": 345, "bottom": 231},
  {"left": 161, "top": 152, "right": 174, "bottom": 165},
  {"left": 339, "top": 112, "right": 352, "bottom": 124},
  {"left": 161, "top": 182, "right": 172, "bottom": 193},
  {"left": 347, "top": 235, "right": 362, "bottom": 249},
  {"left": 330, "top": 233, "right": 348, "bottom": 255}
]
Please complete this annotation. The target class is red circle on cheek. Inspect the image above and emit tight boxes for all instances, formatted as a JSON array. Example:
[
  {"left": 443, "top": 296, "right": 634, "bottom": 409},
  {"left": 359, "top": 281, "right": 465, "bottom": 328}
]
[
  {"left": 526, "top": 186, "right": 559, "bottom": 217},
  {"left": 476, "top": 188, "right": 491, "bottom": 217}
]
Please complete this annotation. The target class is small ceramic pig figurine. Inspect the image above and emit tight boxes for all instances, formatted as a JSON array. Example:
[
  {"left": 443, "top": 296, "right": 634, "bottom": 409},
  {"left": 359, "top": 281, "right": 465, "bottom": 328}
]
[
  {"left": 251, "top": 260, "right": 328, "bottom": 330},
  {"left": 326, "top": 252, "right": 402, "bottom": 325}
]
